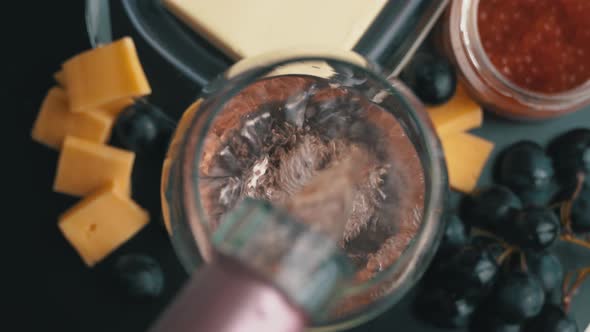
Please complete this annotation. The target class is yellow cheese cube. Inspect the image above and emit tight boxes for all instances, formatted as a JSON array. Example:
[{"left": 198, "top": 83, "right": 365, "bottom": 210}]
[
  {"left": 59, "top": 184, "right": 149, "bottom": 266},
  {"left": 427, "top": 84, "right": 483, "bottom": 137},
  {"left": 54, "top": 70, "right": 66, "bottom": 87},
  {"left": 63, "top": 37, "right": 151, "bottom": 112},
  {"left": 54, "top": 136, "right": 135, "bottom": 197},
  {"left": 112, "top": 176, "right": 132, "bottom": 197},
  {"left": 441, "top": 132, "right": 494, "bottom": 193},
  {"left": 31, "top": 87, "right": 114, "bottom": 150}
]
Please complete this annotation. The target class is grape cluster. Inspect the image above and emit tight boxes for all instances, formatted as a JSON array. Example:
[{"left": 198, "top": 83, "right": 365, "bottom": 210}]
[{"left": 415, "top": 129, "right": 590, "bottom": 331}]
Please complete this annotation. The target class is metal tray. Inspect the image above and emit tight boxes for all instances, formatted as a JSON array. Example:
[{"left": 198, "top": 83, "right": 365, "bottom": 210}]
[{"left": 82, "top": 1, "right": 590, "bottom": 331}]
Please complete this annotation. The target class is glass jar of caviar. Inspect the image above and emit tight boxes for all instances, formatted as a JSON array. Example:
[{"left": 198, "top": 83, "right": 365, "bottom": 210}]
[{"left": 441, "top": 0, "right": 590, "bottom": 120}]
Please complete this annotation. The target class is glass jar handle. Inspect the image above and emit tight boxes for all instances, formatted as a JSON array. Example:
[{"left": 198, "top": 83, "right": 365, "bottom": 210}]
[{"left": 355, "top": 0, "right": 451, "bottom": 77}]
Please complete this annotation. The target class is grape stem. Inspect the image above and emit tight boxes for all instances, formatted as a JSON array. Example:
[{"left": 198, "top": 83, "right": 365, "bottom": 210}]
[
  {"left": 560, "top": 235, "right": 590, "bottom": 250},
  {"left": 562, "top": 267, "right": 590, "bottom": 312},
  {"left": 572, "top": 172, "right": 585, "bottom": 199},
  {"left": 549, "top": 201, "right": 566, "bottom": 209},
  {"left": 471, "top": 227, "right": 513, "bottom": 250},
  {"left": 559, "top": 172, "right": 585, "bottom": 235},
  {"left": 471, "top": 228, "right": 524, "bottom": 269},
  {"left": 519, "top": 250, "right": 528, "bottom": 272},
  {"left": 497, "top": 247, "right": 515, "bottom": 265},
  {"left": 558, "top": 173, "right": 590, "bottom": 251}
]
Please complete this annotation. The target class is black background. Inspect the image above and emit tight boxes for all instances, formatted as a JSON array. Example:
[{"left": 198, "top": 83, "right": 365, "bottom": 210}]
[
  {"left": 7, "top": 2, "right": 589, "bottom": 332},
  {"left": 9, "top": 2, "right": 185, "bottom": 331}
]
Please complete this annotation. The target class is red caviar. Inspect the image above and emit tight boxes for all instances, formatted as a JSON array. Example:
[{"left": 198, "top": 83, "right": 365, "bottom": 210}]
[{"left": 478, "top": 0, "right": 590, "bottom": 94}]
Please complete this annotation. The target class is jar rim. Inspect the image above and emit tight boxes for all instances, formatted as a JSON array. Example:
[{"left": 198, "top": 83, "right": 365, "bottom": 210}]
[{"left": 455, "top": 0, "right": 590, "bottom": 110}]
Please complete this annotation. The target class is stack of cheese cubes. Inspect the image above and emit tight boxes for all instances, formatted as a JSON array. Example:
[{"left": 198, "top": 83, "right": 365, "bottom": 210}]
[
  {"left": 426, "top": 84, "right": 495, "bottom": 193},
  {"left": 31, "top": 37, "right": 152, "bottom": 267}
]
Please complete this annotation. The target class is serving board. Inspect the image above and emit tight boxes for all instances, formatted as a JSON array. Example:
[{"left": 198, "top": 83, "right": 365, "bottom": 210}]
[{"left": 14, "top": 1, "right": 588, "bottom": 331}]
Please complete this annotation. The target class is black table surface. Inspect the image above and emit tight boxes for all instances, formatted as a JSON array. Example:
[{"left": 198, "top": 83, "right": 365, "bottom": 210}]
[{"left": 9, "top": 2, "right": 589, "bottom": 332}]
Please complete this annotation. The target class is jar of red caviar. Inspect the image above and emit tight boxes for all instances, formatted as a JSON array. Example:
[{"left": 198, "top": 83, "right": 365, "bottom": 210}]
[{"left": 441, "top": 0, "right": 590, "bottom": 120}]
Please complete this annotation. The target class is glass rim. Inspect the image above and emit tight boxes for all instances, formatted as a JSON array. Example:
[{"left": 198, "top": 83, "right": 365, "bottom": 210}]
[{"left": 177, "top": 54, "right": 447, "bottom": 326}]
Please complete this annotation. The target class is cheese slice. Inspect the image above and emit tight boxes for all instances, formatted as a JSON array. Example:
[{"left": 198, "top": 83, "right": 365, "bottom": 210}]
[
  {"left": 63, "top": 37, "right": 151, "bottom": 112},
  {"left": 31, "top": 87, "right": 114, "bottom": 150},
  {"left": 441, "top": 132, "right": 494, "bottom": 193},
  {"left": 427, "top": 84, "right": 483, "bottom": 137},
  {"left": 59, "top": 183, "right": 149, "bottom": 267},
  {"left": 166, "top": 99, "right": 202, "bottom": 161},
  {"left": 161, "top": 98, "right": 204, "bottom": 235},
  {"left": 54, "top": 136, "right": 135, "bottom": 197},
  {"left": 160, "top": 158, "right": 173, "bottom": 235},
  {"left": 164, "top": 0, "right": 387, "bottom": 59}
]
